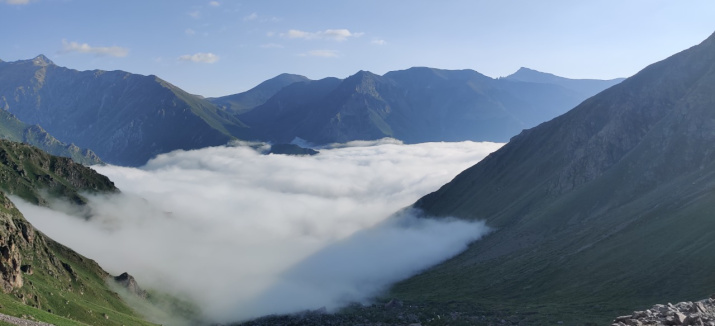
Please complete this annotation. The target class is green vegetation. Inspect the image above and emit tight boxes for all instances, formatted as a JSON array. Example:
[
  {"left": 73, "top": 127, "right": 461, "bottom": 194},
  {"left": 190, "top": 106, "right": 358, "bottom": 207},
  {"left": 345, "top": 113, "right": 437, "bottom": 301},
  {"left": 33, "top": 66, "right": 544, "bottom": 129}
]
[
  {"left": 388, "top": 31, "right": 715, "bottom": 324},
  {"left": 0, "top": 138, "right": 116, "bottom": 205},
  {"left": 0, "top": 140, "right": 155, "bottom": 325},
  {"left": 0, "top": 192, "right": 155, "bottom": 326}
]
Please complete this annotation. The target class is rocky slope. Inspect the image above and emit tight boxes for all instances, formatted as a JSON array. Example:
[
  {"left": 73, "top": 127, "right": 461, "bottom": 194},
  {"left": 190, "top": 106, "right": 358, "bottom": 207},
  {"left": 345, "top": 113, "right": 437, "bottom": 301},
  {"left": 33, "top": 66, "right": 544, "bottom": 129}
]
[
  {"left": 380, "top": 31, "right": 715, "bottom": 324},
  {"left": 613, "top": 298, "right": 715, "bottom": 326},
  {"left": 0, "top": 55, "right": 247, "bottom": 166},
  {"left": 0, "top": 138, "right": 116, "bottom": 205},
  {"left": 0, "top": 140, "right": 153, "bottom": 325}
]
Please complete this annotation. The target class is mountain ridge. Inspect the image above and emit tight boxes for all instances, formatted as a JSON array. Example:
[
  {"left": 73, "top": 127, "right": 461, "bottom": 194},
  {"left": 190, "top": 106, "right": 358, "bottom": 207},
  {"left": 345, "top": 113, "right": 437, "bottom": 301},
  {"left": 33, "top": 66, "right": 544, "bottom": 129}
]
[
  {"left": 240, "top": 66, "right": 622, "bottom": 145},
  {"left": 385, "top": 31, "right": 715, "bottom": 324},
  {"left": 0, "top": 55, "right": 623, "bottom": 166},
  {"left": 0, "top": 56, "right": 247, "bottom": 166}
]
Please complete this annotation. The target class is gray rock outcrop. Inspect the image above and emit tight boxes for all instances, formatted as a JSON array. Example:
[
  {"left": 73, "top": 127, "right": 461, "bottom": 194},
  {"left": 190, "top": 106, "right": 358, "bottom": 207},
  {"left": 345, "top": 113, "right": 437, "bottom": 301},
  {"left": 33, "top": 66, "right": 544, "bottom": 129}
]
[{"left": 613, "top": 297, "right": 715, "bottom": 326}]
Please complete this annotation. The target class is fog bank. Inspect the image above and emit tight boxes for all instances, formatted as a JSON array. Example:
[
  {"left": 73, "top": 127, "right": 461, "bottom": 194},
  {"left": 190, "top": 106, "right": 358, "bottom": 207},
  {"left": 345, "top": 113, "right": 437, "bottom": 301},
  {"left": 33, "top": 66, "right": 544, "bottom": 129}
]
[{"left": 16, "top": 139, "right": 501, "bottom": 323}]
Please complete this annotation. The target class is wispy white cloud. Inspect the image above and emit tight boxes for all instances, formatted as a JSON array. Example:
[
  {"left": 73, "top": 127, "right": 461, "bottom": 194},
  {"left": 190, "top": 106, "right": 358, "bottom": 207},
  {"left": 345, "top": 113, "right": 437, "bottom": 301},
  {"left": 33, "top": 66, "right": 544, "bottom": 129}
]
[
  {"left": 209, "top": 1, "right": 220, "bottom": 6},
  {"left": 282, "top": 29, "right": 363, "bottom": 41},
  {"left": 371, "top": 39, "right": 387, "bottom": 45},
  {"left": 188, "top": 10, "right": 200, "bottom": 19},
  {"left": 244, "top": 12, "right": 281, "bottom": 23},
  {"left": 300, "top": 49, "right": 340, "bottom": 58},
  {"left": 59, "top": 39, "right": 129, "bottom": 57},
  {"left": 260, "top": 43, "right": 284, "bottom": 49},
  {"left": 178, "top": 52, "right": 219, "bottom": 63},
  {"left": 185, "top": 28, "right": 196, "bottom": 36},
  {"left": 3, "top": 0, "right": 31, "bottom": 4}
]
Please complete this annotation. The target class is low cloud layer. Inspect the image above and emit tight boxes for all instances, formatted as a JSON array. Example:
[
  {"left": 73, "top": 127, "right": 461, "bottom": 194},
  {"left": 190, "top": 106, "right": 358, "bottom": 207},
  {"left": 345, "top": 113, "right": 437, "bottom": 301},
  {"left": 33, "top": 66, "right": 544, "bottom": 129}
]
[{"left": 16, "top": 140, "right": 501, "bottom": 323}]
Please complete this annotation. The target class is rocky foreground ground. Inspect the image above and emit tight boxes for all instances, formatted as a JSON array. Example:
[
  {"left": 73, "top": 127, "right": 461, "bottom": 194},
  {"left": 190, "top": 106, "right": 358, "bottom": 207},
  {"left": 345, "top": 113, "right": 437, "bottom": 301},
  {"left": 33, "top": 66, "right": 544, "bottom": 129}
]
[
  {"left": 613, "top": 297, "right": 715, "bottom": 326},
  {"left": 0, "top": 312, "right": 52, "bottom": 326}
]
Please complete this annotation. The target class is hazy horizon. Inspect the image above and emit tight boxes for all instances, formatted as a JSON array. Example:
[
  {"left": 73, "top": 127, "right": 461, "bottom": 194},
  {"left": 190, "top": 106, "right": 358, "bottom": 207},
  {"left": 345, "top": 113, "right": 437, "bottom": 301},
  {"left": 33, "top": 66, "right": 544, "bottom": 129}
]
[{"left": 2, "top": 1, "right": 714, "bottom": 97}]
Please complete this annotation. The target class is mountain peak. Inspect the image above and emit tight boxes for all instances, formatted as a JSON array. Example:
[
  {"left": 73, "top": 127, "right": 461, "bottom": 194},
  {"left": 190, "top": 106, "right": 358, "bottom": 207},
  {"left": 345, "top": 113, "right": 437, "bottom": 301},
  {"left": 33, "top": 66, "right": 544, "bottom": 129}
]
[
  {"left": 505, "top": 67, "right": 559, "bottom": 81},
  {"left": 31, "top": 54, "right": 54, "bottom": 66}
]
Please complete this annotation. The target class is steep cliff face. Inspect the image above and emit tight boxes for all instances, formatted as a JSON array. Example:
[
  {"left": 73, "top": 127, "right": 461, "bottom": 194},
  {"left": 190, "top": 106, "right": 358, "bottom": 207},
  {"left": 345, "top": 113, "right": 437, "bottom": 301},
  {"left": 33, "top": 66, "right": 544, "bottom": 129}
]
[{"left": 0, "top": 194, "right": 29, "bottom": 293}]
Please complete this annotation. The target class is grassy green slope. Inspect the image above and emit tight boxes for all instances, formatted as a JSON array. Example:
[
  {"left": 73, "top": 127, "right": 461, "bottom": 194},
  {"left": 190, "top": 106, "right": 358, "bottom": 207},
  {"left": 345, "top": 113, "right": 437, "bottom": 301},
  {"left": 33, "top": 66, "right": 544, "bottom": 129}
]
[
  {"left": 0, "top": 139, "right": 116, "bottom": 205},
  {"left": 0, "top": 193, "right": 155, "bottom": 326},
  {"left": 390, "top": 32, "right": 715, "bottom": 324},
  {"left": 0, "top": 139, "right": 154, "bottom": 325}
]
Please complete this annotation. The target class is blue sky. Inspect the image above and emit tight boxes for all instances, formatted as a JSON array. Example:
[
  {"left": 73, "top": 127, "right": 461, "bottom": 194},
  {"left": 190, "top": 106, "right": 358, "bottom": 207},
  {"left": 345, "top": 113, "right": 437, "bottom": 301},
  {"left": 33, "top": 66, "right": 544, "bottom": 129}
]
[{"left": 2, "top": 0, "right": 714, "bottom": 97}]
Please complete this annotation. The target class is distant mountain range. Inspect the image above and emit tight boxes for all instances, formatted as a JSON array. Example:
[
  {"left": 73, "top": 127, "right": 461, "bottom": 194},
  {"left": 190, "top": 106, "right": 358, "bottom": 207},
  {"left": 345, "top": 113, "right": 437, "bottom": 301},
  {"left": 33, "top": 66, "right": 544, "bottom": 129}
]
[
  {"left": 0, "top": 55, "right": 248, "bottom": 166},
  {"left": 0, "top": 55, "right": 622, "bottom": 166},
  {"left": 384, "top": 31, "right": 715, "bottom": 324},
  {"left": 0, "top": 108, "right": 100, "bottom": 165},
  {"left": 216, "top": 67, "right": 623, "bottom": 145}
]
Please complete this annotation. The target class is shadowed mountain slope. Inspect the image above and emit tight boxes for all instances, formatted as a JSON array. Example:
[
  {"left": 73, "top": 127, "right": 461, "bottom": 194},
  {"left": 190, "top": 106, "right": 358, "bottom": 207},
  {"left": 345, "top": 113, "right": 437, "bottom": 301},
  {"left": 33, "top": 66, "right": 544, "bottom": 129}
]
[
  {"left": 0, "top": 109, "right": 101, "bottom": 165},
  {"left": 0, "top": 55, "right": 248, "bottom": 166},
  {"left": 209, "top": 73, "right": 310, "bottom": 114},
  {"left": 240, "top": 66, "right": 620, "bottom": 145},
  {"left": 388, "top": 31, "right": 715, "bottom": 324},
  {"left": 505, "top": 66, "right": 625, "bottom": 97}
]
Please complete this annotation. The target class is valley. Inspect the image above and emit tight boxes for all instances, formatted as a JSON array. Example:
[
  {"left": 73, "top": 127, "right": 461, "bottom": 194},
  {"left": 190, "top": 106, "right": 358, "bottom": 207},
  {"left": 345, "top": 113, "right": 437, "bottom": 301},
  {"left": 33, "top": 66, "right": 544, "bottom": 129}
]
[{"left": 0, "top": 2, "right": 714, "bottom": 325}]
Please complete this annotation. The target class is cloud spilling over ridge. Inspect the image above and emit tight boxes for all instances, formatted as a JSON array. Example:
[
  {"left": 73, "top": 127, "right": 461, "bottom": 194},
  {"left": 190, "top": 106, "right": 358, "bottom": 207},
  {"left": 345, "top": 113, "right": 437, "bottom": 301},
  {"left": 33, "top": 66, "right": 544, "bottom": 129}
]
[
  {"left": 244, "top": 208, "right": 489, "bottom": 318},
  {"left": 16, "top": 140, "right": 502, "bottom": 323}
]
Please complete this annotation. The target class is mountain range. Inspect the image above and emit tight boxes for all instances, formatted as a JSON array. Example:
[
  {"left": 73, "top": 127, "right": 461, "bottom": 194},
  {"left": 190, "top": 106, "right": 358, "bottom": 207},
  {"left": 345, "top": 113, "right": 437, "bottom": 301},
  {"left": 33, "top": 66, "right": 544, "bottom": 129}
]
[
  {"left": 217, "top": 66, "right": 623, "bottom": 145},
  {"left": 380, "top": 31, "right": 715, "bottom": 324},
  {"left": 0, "top": 55, "right": 248, "bottom": 166},
  {"left": 0, "top": 55, "right": 621, "bottom": 166}
]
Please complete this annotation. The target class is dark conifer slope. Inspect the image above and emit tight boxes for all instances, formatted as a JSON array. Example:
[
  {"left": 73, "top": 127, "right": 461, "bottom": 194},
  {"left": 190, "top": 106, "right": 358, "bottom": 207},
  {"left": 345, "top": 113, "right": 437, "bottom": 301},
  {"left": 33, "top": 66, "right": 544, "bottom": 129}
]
[{"left": 390, "top": 31, "right": 715, "bottom": 323}]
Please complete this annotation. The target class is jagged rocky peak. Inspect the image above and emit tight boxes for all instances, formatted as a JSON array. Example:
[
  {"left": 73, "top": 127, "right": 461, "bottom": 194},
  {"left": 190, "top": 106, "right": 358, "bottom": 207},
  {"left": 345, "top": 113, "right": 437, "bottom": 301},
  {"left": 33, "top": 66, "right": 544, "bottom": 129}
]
[
  {"left": 114, "top": 272, "right": 148, "bottom": 298},
  {"left": 31, "top": 54, "right": 54, "bottom": 67}
]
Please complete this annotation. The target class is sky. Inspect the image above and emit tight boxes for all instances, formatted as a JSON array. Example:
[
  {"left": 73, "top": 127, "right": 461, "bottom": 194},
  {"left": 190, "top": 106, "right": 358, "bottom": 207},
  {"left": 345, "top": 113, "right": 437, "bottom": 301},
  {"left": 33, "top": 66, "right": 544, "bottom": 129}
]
[
  {"left": 2, "top": 1, "right": 715, "bottom": 97},
  {"left": 16, "top": 140, "right": 501, "bottom": 323}
]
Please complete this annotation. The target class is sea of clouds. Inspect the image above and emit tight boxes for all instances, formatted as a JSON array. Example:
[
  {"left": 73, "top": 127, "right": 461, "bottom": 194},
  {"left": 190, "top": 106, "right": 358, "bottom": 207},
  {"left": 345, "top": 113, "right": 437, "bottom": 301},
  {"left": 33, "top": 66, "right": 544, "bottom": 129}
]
[{"left": 15, "top": 139, "right": 501, "bottom": 323}]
